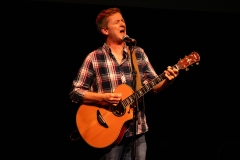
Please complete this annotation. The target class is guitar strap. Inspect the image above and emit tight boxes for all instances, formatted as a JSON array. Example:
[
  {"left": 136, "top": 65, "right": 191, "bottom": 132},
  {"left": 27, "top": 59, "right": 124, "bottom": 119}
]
[
  {"left": 127, "top": 47, "right": 142, "bottom": 90},
  {"left": 127, "top": 47, "right": 145, "bottom": 112}
]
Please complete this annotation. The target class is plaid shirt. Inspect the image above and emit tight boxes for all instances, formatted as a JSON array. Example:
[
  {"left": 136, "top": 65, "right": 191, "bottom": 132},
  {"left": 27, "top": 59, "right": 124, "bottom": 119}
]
[{"left": 70, "top": 43, "right": 158, "bottom": 137}]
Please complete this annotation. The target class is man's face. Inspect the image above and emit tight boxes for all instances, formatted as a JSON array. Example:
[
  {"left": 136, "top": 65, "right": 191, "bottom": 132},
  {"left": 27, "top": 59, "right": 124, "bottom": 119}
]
[{"left": 104, "top": 12, "right": 126, "bottom": 42}]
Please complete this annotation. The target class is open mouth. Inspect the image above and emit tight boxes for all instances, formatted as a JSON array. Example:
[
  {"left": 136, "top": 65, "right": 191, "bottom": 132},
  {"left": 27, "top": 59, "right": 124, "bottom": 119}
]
[{"left": 120, "top": 29, "right": 125, "bottom": 33}]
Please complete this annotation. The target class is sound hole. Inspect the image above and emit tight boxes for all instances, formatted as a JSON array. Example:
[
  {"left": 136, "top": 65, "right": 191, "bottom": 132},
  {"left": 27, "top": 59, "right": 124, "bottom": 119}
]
[{"left": 111, "top": 102, "right": 126, "bottom": 117}]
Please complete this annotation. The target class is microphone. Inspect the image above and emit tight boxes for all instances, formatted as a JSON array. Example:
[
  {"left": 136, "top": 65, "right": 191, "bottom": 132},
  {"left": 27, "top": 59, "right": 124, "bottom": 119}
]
[{"left": 122, "top": 35, "right": 136, "bottom": 44}]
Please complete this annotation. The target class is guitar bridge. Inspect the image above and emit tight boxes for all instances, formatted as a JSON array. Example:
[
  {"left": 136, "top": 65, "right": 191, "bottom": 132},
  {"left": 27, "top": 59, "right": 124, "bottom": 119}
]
[{"left": 97, "top": 110, "right": 109, "bottom": 128}]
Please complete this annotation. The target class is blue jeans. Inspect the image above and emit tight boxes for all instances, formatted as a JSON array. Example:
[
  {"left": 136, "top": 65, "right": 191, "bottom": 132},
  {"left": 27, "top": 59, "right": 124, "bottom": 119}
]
[{"left": 94, "top": 134, "right": 147, "bottom": 160}]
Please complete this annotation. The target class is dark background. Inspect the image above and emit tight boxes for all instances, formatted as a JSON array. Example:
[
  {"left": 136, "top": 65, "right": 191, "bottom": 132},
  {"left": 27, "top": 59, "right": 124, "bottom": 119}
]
[{"left": 6, "top": 0, "right": 239, "bottom": 159}]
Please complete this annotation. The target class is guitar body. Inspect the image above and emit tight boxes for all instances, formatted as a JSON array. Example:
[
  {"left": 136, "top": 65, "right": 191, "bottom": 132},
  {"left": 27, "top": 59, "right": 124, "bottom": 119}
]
[{"left": 76, "top": 84, "right": 134, "bottom": 149}]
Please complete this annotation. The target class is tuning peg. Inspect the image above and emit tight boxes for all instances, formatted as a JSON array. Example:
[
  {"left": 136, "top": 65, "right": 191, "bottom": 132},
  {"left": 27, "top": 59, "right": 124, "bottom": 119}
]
[
  {"left": 185, "top": 68, "right": 189, "bottom": 71},
  {"left": 196, "top": 62, "right": 199, "bottom": 65}
]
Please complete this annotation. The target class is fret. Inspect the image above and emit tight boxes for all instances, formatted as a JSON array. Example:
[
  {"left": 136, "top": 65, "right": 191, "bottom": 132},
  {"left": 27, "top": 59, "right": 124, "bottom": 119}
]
[
  {"left": 150, "top": 81, "right": 155, "bottom": 88},
  {"left": 142, "top": 87, "right": 148, "bottom": 94},
  {"left": 138, "top": 89, "right": 142, "bottom": 97},
  {"left": 126, "top": 97, "right": 131, "bottom": 105},
  {"left": 129, "top": 95, "right": 134, "bottom": 103},
  {"left": 145, "top": 86, "right": 150, "bottom": 92},
  {"left": 142, "top": 87, "right": 147, "bottom": 94},
  {"left": 145, "top": 85, "right": 151, "bottom": 92},
  {"left": 122, "top": 99, "right": 127, "bottom": 107}
]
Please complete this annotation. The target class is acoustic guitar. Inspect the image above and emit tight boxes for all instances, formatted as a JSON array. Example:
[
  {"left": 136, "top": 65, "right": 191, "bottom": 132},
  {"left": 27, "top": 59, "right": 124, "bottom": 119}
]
[{"left": 75, "top": 51, "right": 200, "bottom": 148}]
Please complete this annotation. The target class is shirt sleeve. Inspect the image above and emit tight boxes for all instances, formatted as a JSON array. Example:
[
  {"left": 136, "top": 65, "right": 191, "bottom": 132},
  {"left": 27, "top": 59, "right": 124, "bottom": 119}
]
[
  {"left": 137, "top": 47, "right": 158, "bottom": 85},
  {"left": 69, "top": 52, "right": 95, "bottom": 104}
]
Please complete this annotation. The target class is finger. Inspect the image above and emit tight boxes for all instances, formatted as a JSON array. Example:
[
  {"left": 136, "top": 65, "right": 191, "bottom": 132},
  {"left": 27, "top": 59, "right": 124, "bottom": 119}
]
[
  {"left": 167, "top": 66, "right": 172, "bottom": 70},
  {"left": 167, "top": 66, "right": 179, "bottom": 73},
  {"left": 109, "top": 97, "right": 121, "bottom": 103},
  {"left": 164, "top": 70, "right": 172, "bottom": 77},
  {"left": 111, "top": 93, "right": 122, "bottom": 98},
  {"left": 109, "top": 93, "right": 122, "bottom": 102},
  {"left": 167, "top": 68, "right": 178, "bottom": 78},
  {"left": 164, "top": 71, "right": 174, "bottom": 80},
  {"left": 165, "top": 74, "right": 174, "bottom": 81},
  {"left": 116, "top": 93, "right": 122, "bottom": 97}
]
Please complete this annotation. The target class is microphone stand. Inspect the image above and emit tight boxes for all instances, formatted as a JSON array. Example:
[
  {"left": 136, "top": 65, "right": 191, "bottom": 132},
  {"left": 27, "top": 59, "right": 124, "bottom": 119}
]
[{"left": 126, "top": 41, "right": 139, "bottom": 160}]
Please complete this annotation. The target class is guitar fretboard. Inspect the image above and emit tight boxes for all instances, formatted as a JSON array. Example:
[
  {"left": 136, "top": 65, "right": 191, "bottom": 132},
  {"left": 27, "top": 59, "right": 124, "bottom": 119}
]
[
  {"left": 121, "top": 72, "right": 166, "bottom": 108},
  {"left": 120, "top": 64, "right": 180, "bottom": 108}
]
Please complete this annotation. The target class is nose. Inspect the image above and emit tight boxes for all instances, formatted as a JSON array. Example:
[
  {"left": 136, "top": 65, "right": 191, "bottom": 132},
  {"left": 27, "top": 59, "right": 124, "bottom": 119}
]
[
  {"left": 121, "top": 19, "right": 125, "bottom": 25},
  {"left": 120, "top": 23, "right": 126, "bottom": 28}
]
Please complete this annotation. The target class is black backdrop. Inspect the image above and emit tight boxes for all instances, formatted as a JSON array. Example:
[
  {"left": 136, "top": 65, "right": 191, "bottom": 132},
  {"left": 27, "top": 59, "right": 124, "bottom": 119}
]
[{"left": 7, "top": 0, "right": 240, "bottom": 159}]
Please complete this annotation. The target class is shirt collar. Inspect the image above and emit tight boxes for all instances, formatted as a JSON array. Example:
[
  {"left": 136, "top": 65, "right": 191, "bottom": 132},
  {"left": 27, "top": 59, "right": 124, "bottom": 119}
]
[{"left": 103, "top": 43, "right": 129, "bottom": 58}]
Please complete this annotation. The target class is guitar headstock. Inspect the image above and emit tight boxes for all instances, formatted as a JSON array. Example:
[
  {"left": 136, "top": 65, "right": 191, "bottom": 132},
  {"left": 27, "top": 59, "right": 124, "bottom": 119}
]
[{"left": 176, "top": 51, "right": 200, "bottom": 71}]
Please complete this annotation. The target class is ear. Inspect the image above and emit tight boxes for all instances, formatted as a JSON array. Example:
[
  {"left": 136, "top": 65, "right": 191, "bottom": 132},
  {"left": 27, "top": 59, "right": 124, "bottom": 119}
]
[{"left": 101, "top": 27, "right": 108, "bottom": 36}]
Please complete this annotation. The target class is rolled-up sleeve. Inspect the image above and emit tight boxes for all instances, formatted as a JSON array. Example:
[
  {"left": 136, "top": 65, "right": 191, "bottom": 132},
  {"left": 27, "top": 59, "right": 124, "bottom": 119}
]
[{"left": 69, "top": 53, "right": 95, "bottom": 104}]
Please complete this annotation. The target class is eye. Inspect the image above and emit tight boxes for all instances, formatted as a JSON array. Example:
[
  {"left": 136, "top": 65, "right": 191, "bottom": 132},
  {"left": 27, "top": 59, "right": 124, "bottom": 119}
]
[{"left": 114, "top": 20, "right": 120, "bottom": 24}]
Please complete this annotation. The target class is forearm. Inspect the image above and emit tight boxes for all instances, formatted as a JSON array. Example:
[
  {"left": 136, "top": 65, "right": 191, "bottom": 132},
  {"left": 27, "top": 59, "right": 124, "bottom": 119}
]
[
  {"left": 83, "top": 91, "right": 105, "bottom": 105},
  {"left": 69, "top": 89, "right": 105, "bottom": 105},
  {"left": 83, "top": 91, "right": 122, "bottom": 107},
  {"left": 152, "top": 66, "right": 178, "bottom": 93},
  {"left": 152, "top": 79, "right": 172, "bottom": 93}
]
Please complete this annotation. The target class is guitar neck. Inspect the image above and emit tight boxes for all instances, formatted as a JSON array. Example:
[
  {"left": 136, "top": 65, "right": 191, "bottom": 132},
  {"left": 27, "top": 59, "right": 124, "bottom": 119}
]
[
  {"left": 120, "top": 50, "right": 200, "bottom": 108},
  {"left": 121, "top": 66, "right": 175, "bottom": 107}
]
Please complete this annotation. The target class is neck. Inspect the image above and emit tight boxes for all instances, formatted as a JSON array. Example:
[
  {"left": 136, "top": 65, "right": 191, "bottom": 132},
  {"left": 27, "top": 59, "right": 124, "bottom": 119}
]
[{"left": 106, "top": 40, "right": 125, "bottom": 55}]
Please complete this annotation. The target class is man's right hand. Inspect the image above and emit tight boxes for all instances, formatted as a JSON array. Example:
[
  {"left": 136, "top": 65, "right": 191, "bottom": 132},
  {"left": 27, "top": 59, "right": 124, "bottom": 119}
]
[{"left": 103, "top": 93, "right": 122, "bottom": 106}]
